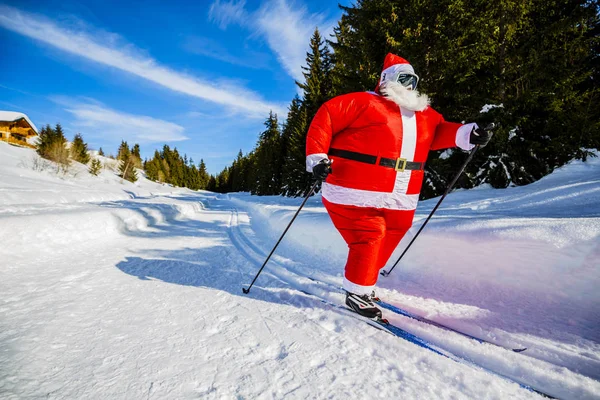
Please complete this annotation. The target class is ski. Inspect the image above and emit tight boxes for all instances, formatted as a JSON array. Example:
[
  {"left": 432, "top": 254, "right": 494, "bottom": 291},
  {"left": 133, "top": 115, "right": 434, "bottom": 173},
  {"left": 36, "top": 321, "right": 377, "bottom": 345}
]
[
  {"left": 377, "top": 318, "right": 554, "bottom": 398},
  {"left": 375, "top": 300, "right": 528, "bottom": 353},
  {"left": 297, "top": 275, "right": 529, "bottom": 353},
  {"left": 295, "top": 289, "right": 554, "bottom": 398}
]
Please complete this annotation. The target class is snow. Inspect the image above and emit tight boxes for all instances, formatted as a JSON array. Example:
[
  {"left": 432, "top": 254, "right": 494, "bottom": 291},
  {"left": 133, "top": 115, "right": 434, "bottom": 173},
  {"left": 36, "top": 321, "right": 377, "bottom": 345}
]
[
  {"left": 480, "top": 104, "right": 503, "bottom": 113},
  {"left": 438, "top": 148, "right": 453, "bottom": 159},
  {"left": 1, "top": 142, "right": 599, "bottom": 399},
  {"left": 0, "top": 111, "right": 39, "bottom": 133}
]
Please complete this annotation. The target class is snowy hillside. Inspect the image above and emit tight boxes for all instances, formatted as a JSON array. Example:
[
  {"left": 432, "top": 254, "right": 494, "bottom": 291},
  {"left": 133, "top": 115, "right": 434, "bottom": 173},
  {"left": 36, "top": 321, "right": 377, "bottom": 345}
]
[{"left": 1, "top": 141, "right": 599, "bottom": 399}]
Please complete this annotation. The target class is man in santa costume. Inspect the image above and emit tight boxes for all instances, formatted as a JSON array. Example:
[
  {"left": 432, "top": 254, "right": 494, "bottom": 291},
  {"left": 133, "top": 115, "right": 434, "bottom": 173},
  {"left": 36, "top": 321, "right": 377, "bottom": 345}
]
[{"left": 305, "top": 53, "right": 492, "bottom": 318}]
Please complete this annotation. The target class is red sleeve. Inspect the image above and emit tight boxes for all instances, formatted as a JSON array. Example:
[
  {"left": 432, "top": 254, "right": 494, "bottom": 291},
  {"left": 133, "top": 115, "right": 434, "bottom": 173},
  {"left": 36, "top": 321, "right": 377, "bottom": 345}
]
[
  {"left": 428, "top": 108, "right": 463, "bottom": 151},
  {"left": 306, "top": 93, "right": 368, "bottom": 156}
]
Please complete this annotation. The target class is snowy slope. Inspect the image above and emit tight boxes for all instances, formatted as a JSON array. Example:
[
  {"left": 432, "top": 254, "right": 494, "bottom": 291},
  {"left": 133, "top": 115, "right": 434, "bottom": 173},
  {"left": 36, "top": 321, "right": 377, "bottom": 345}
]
[{"left": 1, "top": 141, "right": 599, "bottom": 399}]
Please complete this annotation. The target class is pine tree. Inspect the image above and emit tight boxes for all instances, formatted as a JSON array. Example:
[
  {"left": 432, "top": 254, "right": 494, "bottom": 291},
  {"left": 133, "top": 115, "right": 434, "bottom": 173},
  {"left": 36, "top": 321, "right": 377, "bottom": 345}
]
[
  {"left": 253, "top": 112, "right": 282, "bottom": 195},
  {"left": 230, "top": 150, "right": 245, "bottom": 192},
  {"left": 280, "top": 29, "right": 334, "bottom": 197},
  {"left": 208, "top": 0, "right": 599, "bottom": 197},
  {"left": 119, "top": 157, "right": 138, "bottom": 183},
  {"left": 51, "top": 123, "right": 69, "bottom": 167},
  {"left": 36, "top": 123, "right": 69, "bottom": 166},
  {"left": 36, "top": 124, "right": 53, "bottom": 158},
  {"left": 132, "top": 144, "right": 141, "bottom": 160},
  {"left": 89, "top": 159, "right": 102, "bottom": 176},
  {"left": 117, "top": 141, "right": 130, "bottom": 161},
  {"left": 98, "top": 147, "right": 105, "bottom": 156},
  {"left": 281, "top": 97, "right": 311, "bottom": 196},
  {"left": 131, "top": 143, "right": 142, "bottom": 168},
  {"left": 144, "top": 152, "right": 161, "bottom": 182},
  {"left": 297, "top": 28, "right": 334, "bottom": 117},
  {"left": 71, "top": 133, "right": 90, "bottom": 164},
  {"left": 329, "top": 0, "right": 599, "bottom": 197},
  {"left": 207, "top": 175, "right": 217, "bottom": 192},
  {"left": 198, "top": 159, "right": 210, "bottom": 189},
  {"left": 140, "top": 145, "right": 214, "bottom": 191}
]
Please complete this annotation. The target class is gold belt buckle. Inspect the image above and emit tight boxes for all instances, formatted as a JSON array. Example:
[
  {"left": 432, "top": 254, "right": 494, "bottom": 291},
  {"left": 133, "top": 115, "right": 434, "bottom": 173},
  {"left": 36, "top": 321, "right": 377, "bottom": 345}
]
[{"left": 395, "top": 157, "right": 407, "bottom": 172}]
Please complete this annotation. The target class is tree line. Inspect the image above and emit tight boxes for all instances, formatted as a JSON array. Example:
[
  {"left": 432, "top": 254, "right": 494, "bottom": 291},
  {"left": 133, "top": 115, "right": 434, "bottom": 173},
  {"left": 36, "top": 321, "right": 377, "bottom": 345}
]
[
  {"left": 212, "top": 0, "right": 599, "bottom": 198},
  {"left": 35, "top": 125, "right": 212, "bottom": 188},
  {"left": 144, "top": 145, "right": 211, "bottom": 190}
]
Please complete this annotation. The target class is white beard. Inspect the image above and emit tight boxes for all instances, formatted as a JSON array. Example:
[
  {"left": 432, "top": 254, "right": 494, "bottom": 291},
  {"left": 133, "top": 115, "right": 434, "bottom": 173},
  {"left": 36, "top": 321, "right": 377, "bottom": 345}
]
[{"left": 380, "top": 81, "right": 430, "bottom": 112}]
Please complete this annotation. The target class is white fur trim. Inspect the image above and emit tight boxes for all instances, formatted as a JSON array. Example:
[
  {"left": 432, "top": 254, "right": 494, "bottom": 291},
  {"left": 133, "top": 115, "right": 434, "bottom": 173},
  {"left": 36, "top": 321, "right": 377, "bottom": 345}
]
[
  {"left": 392, "top": 170, "right": 412, "bottom": 195},
  {"left": 343, "top": 277, "right": 375, "bottom": 296},
  {"left": 456, "top": 123, "right": 478, "bottom": 151},
  {"left": 306, "top": 153, "right": 329, "bottom": 172},
  {"left": 322, "top": 182, "right": 419, "bottom": 210},
  {"left": 400, "top": 109, "right": 417, "bottom": 159}
]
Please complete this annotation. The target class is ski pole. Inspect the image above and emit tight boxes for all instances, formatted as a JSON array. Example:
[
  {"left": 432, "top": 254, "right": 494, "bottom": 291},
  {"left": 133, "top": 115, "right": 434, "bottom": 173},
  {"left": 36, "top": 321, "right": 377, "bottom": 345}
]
[
  {"left": 381, "top": 124, "right": 493, "bottom": 278},
  {"left": 242, "top": 180, "right": 320, "bottom": 294}
]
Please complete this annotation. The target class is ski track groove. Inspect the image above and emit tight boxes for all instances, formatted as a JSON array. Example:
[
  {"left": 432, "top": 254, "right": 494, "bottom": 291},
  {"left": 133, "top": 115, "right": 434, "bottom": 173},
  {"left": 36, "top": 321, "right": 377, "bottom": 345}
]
[
  {"left": 220, "top": 199, "right": 598, "bottom": 399},
  {"left": 2, "top": 186, "right": 597, "bottom": 399},
  {"left": 225, "top": 207, "right": 380, "bottom": 396},
  {"left": 225, "top": 208, "right": 310, "bottom": 398}
]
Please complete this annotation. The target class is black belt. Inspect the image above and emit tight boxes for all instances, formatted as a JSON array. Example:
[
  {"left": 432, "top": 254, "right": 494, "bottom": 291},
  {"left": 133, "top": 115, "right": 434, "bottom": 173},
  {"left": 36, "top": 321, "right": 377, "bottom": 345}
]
[{"left": 329, "top": 148, "right": 425, "bottom": 172}]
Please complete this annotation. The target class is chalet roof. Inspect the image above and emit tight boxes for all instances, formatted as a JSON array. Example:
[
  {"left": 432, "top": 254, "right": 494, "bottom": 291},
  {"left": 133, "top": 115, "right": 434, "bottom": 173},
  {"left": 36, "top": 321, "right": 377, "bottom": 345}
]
[{"left": 0, "top": 111, "right": 38, "bottom": 134}]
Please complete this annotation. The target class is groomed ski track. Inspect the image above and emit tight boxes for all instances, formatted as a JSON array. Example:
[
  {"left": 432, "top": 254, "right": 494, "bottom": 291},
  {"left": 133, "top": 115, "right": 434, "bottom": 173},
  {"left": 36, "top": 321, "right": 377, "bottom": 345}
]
[
  {"left": 2, "top": 185, "right": 599, "bottom": 399},
  {"left": 220, "top": 195, "right": 595, "bottom": 399}
]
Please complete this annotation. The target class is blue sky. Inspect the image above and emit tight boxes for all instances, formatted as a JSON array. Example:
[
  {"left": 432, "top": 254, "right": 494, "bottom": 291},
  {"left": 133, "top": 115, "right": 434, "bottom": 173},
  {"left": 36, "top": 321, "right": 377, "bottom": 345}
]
[{"left": 0, "top": 0, "right": 348, "bottom": 174}]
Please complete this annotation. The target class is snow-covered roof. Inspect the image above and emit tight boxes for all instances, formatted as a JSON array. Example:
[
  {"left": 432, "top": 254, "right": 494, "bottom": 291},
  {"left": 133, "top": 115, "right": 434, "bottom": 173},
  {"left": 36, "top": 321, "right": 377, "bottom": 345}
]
[{"left": 0, "top": 111, "right": 38, "bottom": 134}]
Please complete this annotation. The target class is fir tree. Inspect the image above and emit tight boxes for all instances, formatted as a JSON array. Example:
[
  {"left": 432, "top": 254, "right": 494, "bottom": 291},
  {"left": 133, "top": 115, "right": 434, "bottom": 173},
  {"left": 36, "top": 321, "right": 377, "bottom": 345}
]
[
  {"left": 198, "top": 159, "right": 210, "bottom": 189},
  {"left": 297, "top": 28, "right": 334, "bottom": 117},
  {"left": 281, "top": 29, "right": 333, "bottom": 197},
  {"left": 329, "top": 0, "right": 599, "bottom": 196},
  {"left": 116, "top": 140, "right": 139, "bottom": 182},
  {"left": 131, "top": 143, "right": 142, "bottom": 168},
  {"left": 119, "top": 157, "right": 138, "bottom": 183},
  {"left": 98, "top": 147, "right": 105, "bottom": 156},
  {"left": 36, "top": 123, "right": 69, "bottom": 166},
  {"left": 207, "top": 175, "right": 218, "bottom": 192},
  {"left": 70, "top": 133, "right": 90, "bottom": 164},
  {"left": 253, "top": 112, "right": 282, "bottom": 195},
  {"left": 281, "top": 97, "right": 311, "bottom": 196},
  {"left": 229, "top": 150, "right": 246, "bottom": 192},
  {"left": 89, "top": 159, "right": 102, "bottom": 176},
  {"left": 132, "top": 144, "right": 141, "bottom": 159},
  {"left": 141, "top": 145, "right": 213, "bottom": 191},
  {"left": 117, "top": 141, "right": 130, "bottom": 161},
  {"left": 36, "top": 124, "right": 53, "bottom": 158},
  {"left": 199, "top": 0, "right": 599, "bottom": 196}
]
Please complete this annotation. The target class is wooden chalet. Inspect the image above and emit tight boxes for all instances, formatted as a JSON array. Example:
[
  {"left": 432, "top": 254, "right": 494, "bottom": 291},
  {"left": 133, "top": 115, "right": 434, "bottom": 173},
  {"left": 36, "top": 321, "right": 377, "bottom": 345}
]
[{"left": 0, "top": 111, "right": 38, "bottom": 148}]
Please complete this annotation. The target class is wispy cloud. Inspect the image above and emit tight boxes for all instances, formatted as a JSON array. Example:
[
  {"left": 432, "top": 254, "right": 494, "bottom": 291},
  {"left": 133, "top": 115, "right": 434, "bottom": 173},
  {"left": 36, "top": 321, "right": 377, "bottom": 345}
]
[
  {"left": 182, "top": 35, "right": 271, "bottom": 69},
  {"left": 56, "top": 98, "right": 188, "bottom": 143},
  {"left": 208, "top": 0, "right": 248, "bottom": 30},
  {"left": 208, "top": 0, "right": 337, "bottom": 82},
  {"left": 0, "top": 5, "right": 284, "bottom": 117},
  {"left": 255, "top": 0, "right": 332, "bottom": 82}
]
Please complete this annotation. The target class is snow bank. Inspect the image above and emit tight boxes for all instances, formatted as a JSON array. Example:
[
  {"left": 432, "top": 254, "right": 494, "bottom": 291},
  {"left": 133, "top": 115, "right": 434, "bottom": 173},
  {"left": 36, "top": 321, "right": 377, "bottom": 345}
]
[
  {"left": 0, "top": 142, "right": 190, "bottom": 212},
  {"left": 1, "top": 143, "right": 599, "bottom": 399}
]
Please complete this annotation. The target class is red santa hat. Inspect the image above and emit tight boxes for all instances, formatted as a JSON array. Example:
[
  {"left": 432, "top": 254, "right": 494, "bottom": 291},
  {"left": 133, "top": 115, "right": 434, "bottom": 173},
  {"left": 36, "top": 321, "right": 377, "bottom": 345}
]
[{"left": 375, "top": 53, "right": 416, "bottom": 92}]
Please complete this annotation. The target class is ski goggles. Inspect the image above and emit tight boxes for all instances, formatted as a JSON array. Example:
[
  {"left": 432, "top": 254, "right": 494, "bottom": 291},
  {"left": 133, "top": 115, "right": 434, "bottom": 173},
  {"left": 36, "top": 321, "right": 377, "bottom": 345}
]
[{"left": 396, "top": 73, "right": 419, "bottom": 90}]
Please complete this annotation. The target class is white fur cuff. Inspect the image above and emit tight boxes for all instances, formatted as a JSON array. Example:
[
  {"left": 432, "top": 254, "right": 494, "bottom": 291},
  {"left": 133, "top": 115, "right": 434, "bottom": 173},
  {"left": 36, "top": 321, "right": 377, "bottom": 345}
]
[
  {"left": 306, "top": 153, "right": 329, "bottom": 172},
  {"left": 343, "top": 277, "right": 375, "bottom": 296},
  {"left": 456, "top": 123, "right": 478, "bottom": 151}
]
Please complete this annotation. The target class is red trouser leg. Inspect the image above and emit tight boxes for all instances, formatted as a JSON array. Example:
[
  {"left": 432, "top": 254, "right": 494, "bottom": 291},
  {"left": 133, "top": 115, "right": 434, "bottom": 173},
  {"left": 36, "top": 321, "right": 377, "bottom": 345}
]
[
  {"left": 376, "top": 208, "right": 416, "bottom": 270},
  {"left": 323, "top": 199, "right": 415, "bottom": 295}
]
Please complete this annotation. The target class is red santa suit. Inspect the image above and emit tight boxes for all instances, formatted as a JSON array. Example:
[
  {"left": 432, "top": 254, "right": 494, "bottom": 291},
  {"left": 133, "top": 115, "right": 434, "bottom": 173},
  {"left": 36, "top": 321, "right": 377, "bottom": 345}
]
[{"left": 306, "top": 53, "right": 476, "bottom": 295}]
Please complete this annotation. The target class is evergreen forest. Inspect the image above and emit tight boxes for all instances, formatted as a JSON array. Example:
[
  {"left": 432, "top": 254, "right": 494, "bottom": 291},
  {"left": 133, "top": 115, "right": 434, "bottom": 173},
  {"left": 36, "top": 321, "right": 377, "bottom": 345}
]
[{"left": 206, "top": 0, "right": 599, "bottom": 198}]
